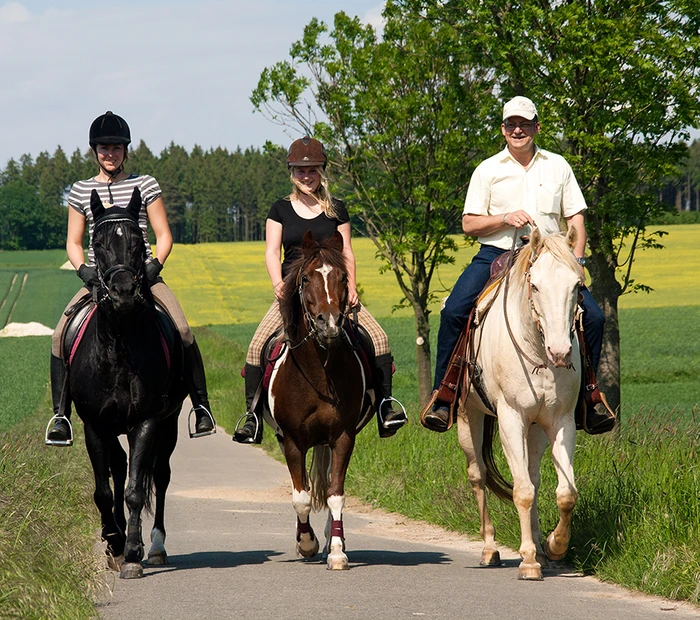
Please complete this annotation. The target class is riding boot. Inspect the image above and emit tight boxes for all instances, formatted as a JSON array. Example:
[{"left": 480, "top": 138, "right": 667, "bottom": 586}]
[
  {"left": 233, "top": 364, "right": 264, "bottom": 444},
  {"left": 374, "top": 353, "right": 407, "bottom": 438},
  {"left": 45, "top": 354, "right": 73, "bottom": 446},
  {"left": 183, "top": 339, "right": 216, "bottom": 437}
]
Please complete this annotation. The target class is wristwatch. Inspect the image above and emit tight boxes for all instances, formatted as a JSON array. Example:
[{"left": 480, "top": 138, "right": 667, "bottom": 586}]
[{"left": 577, "top": 257, "right": 587, "bottom": 266}]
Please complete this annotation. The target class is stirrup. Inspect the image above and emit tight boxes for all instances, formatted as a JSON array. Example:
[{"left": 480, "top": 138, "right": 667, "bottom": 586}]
[
  {"left": 233, "top": 412, "right": 261, "bottom": 444},
  {"left": 44, "top": 415, "right": 74, "bottom": 447},
  {"left": 378, "top": 397, "right": 407, "bottom": 429},
  {"left": 188, "top": 405, "right": 216, "bottom": 439}
]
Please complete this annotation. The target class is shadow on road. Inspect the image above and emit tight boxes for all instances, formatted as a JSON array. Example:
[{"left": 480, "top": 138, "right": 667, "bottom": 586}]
[
  {"left": 342, "top": 549, "right": 453, "bottom": 567},
  {"left": 156, "top": 549, "right": 285, "bottom": 571}
]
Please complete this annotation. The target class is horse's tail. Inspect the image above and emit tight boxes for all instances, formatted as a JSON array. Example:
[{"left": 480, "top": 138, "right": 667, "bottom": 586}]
[
  {"left": 309, "top": 445, "right": 331, "bottom": 512},
  {"left": 483, "top": 416, "right": 514, "bottom": 503},
  {"left": 140, "top": 438, "right": 159, "bottom": 515}
]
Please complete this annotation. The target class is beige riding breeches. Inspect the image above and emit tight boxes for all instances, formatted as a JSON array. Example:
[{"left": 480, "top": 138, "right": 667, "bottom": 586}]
[
  {"left": 51, "top": 281, "right": 193, "bottom": 358},
  {"left": 246, "top": 301, "right": 390, "bottom": 366}
]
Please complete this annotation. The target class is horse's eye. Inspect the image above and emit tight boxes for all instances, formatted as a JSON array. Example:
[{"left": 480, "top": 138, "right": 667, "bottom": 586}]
[
  {"left": 531, "top": 284, "right": 539, "bottom": 293},
  {"left": 341, "top": 273, "right": 348, "bottom": 282},
  {"left": 301, "top": 275, "right": 309, "bottom": 284}
]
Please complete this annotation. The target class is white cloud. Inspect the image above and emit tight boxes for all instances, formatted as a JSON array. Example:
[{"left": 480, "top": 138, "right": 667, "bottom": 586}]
[
  {"left": 362, "top": 3, "right": 386, "bottom": 33},
  {"left": 0, "top": 1, "right": 32, "bottom": 24},
  {"left": 0, "top": 0, "right": 384, "bottom": 166}
]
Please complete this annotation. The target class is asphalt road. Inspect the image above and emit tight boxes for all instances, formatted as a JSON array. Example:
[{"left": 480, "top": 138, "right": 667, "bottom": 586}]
[{"left": 96, "top": 404, "right": 700, "bottom": 620}]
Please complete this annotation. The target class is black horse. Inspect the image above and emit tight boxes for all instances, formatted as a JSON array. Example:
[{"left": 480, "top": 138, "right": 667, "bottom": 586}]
[{"left": 69, "top": 188, "right": 187, "bottom": 579}]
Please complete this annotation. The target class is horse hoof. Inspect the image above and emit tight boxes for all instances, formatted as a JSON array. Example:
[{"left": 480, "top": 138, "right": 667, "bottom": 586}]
[
  {"left": 327, "top": 554, "right": 349, "bottom": 570},
  {"left": 518, "top": 562, "right": 543, "bottom": 581},
  {"left": 480, "top": 550, "right": 501, "bottom": 566},
  {"left": 544, "top": 535, "right": 567, "bottom": 561},
  {"left": 146, "top": 551, "right": 169, "bottom": 566},
  {"left": 119, "top": 562, "right": 144, "bottom": 579},
  {"left": 536, "top": 552, "right": 550, "bottom": 569},
  {"left": 296, "top": 539, "right": 320, "bottom": 559},
  {"left": 106, "top": 554, "right": 124, "bottom": 572}
]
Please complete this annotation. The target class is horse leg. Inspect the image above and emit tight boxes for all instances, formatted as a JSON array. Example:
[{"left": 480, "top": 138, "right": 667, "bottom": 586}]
[
  {"left": 147, "top": 415, "right": 178, "bottom": 566},
  {"left": 527, "top": 424, "right": 550, "bottom": 568},
  {"left": 457, "top": 408, "right": 500, "bottom": 566},
  {"left": 497, "top": 407, "right": 542, "bottom": 580},
  {"left": 284, "top": 437, "right": 318, "bottom": 558},
  {"left": 324, "top": 433, "right": 354, "bottom": 570},
  {"left": 543, "top": 418, "right": 578, "bottom": 561},
  {"left": 83, "top": 424, "right": 124, "bottom": 571},
  {"left": 108, "top": 435, "right": 128, "bottom": 571},
  {"left": 121, "top": 418, "right": 158, "bottom": 579}
]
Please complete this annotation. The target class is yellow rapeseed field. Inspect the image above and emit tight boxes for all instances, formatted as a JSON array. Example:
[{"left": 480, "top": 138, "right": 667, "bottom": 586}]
[{"left": 164, "top": 224, "right": 700, "bottom": 327}]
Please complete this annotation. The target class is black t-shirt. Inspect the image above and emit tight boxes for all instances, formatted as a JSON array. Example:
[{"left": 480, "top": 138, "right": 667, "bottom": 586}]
[{"left": 267, "top": 198, "right": 350, "bottom": 277}]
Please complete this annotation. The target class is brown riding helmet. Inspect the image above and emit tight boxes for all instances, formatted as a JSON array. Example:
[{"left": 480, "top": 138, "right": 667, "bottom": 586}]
[{"left": 287, "top": 136, "right": 327, "bottom": 169}]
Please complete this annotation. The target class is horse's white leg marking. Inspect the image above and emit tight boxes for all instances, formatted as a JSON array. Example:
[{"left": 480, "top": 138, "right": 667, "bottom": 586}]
[
  {"left": 326, "top": 494, "right": 348, "bottom": 570},
  {"left": 293, "top": 488, "right": 319, "bottom": 558},
  {"left": 315, "top": 263, "right": 333, "bottom": 305},
  {"left": 458, "top": 406, "right": 500, "bottom": 566},
  {"left": 497, "top": 406, "right": 542, "bottom": 580},
  {"left": 146, "top": 527, "right": 168, "bottom": 565},
  {"left": 543, "top": 418, "right": 578, "bottom": 561},
  {"left": 268, "top": 347, "right": 289, "bottom": 424}
]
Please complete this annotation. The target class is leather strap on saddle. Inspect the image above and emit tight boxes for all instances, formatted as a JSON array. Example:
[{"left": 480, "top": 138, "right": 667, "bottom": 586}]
[
  {"left": 419, "top": 324, "right": 469, "bottom": 432},
  {"left": 575, "top": 313, "right": 617, "bottom": 434}
]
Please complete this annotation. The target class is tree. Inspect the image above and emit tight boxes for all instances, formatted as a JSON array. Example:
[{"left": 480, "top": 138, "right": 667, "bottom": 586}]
[
  {"left": 252, "top": 9, "right": 497, "bottom": 402},
  {"left": 398, "top": 0, "right": 700, "bottom": 412}
]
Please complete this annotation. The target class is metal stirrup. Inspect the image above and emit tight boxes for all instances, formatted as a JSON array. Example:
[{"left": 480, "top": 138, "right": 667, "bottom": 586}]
[
  {"left": 234, "top": 412, "right": 261, "bottom": 442},
  {"left": 378, "top": 397, "right": 407, "bottom": 429},
  {"left": 44, "top": 415, "right": 74, "bottom": 447},
  {"left": 188, "top": 405, "right": 216, "bottom": 438}
]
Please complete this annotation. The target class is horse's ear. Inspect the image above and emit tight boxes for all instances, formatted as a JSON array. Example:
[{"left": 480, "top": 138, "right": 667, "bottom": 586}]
[
  {"left": 301, "top": 231, "right": 317, "bottom": 251},
  {"left": 126, "top": 187, "right": 141, "bottom": 219},
  {"left": 565, "top": 225, "right": 578, "bottom": 250},
  {"left": 530, "top": 227, "right": 542, "bottom": 253},
  {"left": 328, "top": 231, "right": 344, "bottom": 252},
  {"left": 90, "top": 189, "right": 105, "bottom": 221}
]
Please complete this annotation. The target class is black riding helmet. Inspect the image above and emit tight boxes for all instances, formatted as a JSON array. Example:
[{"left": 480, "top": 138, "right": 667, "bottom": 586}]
[{"left": 89, "top": 111, "right": 131, "bottom": 147}]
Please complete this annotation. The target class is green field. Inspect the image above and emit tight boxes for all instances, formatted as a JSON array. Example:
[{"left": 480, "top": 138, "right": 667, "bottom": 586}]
[{"left": 0, "top": 227, "right": 699, "bottom": 616}]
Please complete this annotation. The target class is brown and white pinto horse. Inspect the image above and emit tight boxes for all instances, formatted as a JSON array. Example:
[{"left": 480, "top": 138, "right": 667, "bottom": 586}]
[
  {"left": 459, "top": 228, "right": 584, "bottom": 580},
  {"left": 268, "top": 231, "right": 373, "bottom": 570}
]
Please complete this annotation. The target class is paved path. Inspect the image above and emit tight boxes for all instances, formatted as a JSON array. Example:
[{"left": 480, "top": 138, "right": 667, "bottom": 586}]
[{"left": 97, "top": 405, "right": 699, "bottom": 620}]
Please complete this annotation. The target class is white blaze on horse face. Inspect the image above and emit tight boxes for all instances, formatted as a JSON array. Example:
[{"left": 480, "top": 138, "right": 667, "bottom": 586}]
[{"left": 315, "top": 263, "right": 334, "bottom": 305}]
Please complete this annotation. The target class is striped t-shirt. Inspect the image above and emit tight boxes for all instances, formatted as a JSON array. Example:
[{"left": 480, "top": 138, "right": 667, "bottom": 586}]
[{"left": 68, "top": 174, "right": 161, "bottom": 265}]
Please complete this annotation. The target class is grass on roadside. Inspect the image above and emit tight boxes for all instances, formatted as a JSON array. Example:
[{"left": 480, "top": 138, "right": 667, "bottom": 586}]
[{"left": 0, "top": 400, "right": 103, "bottom": 620}]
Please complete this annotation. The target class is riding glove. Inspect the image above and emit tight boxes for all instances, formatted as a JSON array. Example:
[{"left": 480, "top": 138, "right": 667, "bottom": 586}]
[
  {"left": 77, "top": 264, "right": 99, "bottom": 288},
  {"left": 145, "top": 258, "right": 163, "bottom": 285}
]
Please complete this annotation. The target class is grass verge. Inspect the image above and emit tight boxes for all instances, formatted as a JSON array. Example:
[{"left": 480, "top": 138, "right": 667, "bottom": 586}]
[{"left": 0, "top": 399, "right": 103, "bottom": 619}]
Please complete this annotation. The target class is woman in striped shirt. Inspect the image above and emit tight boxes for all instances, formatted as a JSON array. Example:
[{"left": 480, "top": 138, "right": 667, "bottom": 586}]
[{"left": 45, "top": 111, "right": 215, "bottom": 446}]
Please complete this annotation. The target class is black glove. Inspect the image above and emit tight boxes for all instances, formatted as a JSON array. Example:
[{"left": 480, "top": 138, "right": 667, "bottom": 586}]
[
  {"left": 77, "top": 264, "right": 99, "bottom": 288},
  {"left": 144, "top": 258, "right": 163, "bottom": 285}
]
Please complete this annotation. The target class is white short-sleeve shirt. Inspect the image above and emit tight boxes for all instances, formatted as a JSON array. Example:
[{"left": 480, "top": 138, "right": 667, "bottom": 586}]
[{"left": 463, "top": 146, "right": 587, "bottom": 249}]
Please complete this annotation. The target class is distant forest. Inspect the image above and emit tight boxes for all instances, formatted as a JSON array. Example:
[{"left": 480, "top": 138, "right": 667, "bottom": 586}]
[{"left": 0, "top": 138, "right": 698, "bottom": 251}]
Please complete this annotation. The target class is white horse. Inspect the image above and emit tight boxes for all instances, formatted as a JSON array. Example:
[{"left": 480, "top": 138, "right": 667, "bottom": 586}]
[{"left": 458, "top": 227, "right": 584, "bottom": 580}]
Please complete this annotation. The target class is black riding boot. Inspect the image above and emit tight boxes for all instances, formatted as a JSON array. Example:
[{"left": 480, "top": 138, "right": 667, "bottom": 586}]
[
  {"left": 375, "top": 353, "right": 407, "bottom": 438},
  {"left": 233, "top": 363, "right": 264, "bottom": 444},
  {"left": 184, "top": 339, "right": 216, "bottom": 437},
  {"left": 45, "top": 354, "right": 73, "bottom": 446}
]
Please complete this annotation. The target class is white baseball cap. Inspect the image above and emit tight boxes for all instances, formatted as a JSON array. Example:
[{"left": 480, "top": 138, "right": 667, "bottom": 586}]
[{"left": 503, "top": 96, "right": 537, "bottom": 121}]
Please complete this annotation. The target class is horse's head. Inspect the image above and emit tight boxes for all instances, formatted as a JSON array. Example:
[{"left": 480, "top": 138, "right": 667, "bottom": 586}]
[
  {"left": 516, "top": 227, "right": 583, "bottom": 368},
  {"left": 281, "top": 231, "right": 349, "bottom": 346},
  {"left": 90, "top": 188, "right": 147, "bottom": 314}
]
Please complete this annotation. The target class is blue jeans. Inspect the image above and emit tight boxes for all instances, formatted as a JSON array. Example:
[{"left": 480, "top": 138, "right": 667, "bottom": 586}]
[{"left": 432, "top": 244, "right": 605, "bottom": 392}]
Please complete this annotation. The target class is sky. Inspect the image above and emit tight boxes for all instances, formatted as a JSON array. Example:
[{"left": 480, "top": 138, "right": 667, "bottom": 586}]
[{"left": 0, "top": 0, "right": 385, "bottom": 167}]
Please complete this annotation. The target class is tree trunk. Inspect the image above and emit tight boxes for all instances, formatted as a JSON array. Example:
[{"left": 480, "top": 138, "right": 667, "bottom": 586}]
[{"left": 412, "top": 302, "right": 433, "bottom": 407}]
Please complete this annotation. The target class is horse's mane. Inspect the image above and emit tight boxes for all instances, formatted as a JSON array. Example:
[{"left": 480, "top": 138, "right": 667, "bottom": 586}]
[
  {"left": 279, "top": 236, "right": 347, "bottom": 342},
  {"left": 513, "top": 233, "right": 581, "bottom": 281}
]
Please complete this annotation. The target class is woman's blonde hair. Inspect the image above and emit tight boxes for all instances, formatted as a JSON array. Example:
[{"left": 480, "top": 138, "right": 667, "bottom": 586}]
[{"left": 288, "top": 166, "right": 338, "bottom": 219}]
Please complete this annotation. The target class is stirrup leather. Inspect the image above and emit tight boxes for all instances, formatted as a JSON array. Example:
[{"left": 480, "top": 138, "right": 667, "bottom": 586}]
[
  {"left": 378, "top": 397, "right": 407, "bottom": 429},
  {"left": 188, "top": 405, "right": 216, "bottom": 438},
  {"left": 44, "top": 415, "right": 74, "bottom": 447},
  {"left": 234, "top": 412, "right": 261, "bottom": 443}
]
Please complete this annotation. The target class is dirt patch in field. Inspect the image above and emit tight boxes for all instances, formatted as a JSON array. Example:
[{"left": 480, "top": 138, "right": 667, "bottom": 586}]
[{"left": 0, "top": 322, "right": 54, "bottom": 337}]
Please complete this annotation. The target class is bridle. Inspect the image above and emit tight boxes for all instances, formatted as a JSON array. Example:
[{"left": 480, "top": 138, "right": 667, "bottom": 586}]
[
  {"left": 502, "top": 232, "right": 580, "bottom": 373},
  {"left": 93, "top": 216, "right": 145, "bottom": 304}
]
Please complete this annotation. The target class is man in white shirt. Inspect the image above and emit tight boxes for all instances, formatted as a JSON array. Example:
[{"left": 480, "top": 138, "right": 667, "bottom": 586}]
[{"left": 423, "top": 96, "right": 613, "bottom": 434}]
